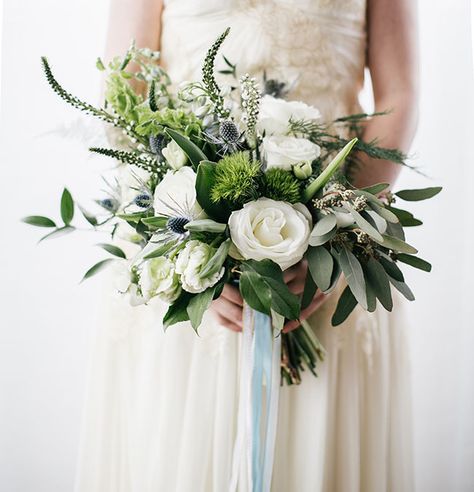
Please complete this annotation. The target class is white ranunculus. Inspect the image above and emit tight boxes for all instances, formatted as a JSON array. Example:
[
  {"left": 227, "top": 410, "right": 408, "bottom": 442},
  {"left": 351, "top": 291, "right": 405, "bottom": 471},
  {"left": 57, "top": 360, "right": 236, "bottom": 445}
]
[
  {"left": 139, "top": 257, "right": 181, "bottom": 303},
  {"left": 258, "top": 95, "right": 321, "bottom": 135},
  {"left": 175, "top": 240, "right": 225, "bottom": 293},
  {"left": 228, "top": 198, "right": 312, "bottom": 270},
  {"left": 262, "top": 135, "right": 321, "bottom": 171},
  {"left": 162, "top": 140, "right": 188, "bottom": 170},
  {"left": 153, "top": 166, "right": 204, "bottom": 219}
]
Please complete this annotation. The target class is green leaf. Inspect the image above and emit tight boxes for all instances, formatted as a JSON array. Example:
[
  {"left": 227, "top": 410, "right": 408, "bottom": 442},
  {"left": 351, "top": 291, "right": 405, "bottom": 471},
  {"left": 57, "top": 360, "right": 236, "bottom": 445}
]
[
  {"left": 187, "top": 286, "right": 217, "bottom": 331},
  {"left": 199, "top": 240, "right": 230, "bottom": 279},
  {"left": 185, "top": 219, "right": 227, "bottom": 233},
  {"left": 380, "top": 257, "right": 405, "bottom": 282},
  {"left": 240, "top": 260, "right": 300, "bottom": 319},
  {"left": 364, "top": 257, "right": 393, "bottom": 311},
  {"left": 332, "top": 285, "right": 358, "bottom": 326},
  {"left": 387, "top": 206, "right": 423, "bottom": 227},
  {"left": 165, "top": 128, "right": 207, "bottom": 168},
  {"left": 362, "top": 183, "right": 390, "bottom": 195},
  {"left": 97, "top": 243, "right": 126, "bottom": 259},
  {"left": 38, "top": 226, "right": 75, "bottom": 243},
  {"left": 301, "top": 273, "right": 317, "bottom": 309},
  {"left": 326, "top": 251, "right": 342, "bottom": 293},
  {"left": 395, "top": 186, "right": 442, "bottom": 201},
  {"left": 385, "top": 220, "right": 405, "bottom": 240},
  {"left": 79, "top": 206, "right": 98, "bottom": 226},
  {"left": 313, "top": 213, "right": 337, "bottom": 236},
  {"left": 163, "top": 293, "right": 192, "bottom": 329},
  {"left": 96, "top": 57, "right": 106, "bottom": 71},
  {"left": 116, "top": 212, "right": 147, "bottom": 223},
  {"left": 367, "top": 201, "right": 399, "bottom": 224},
  {"left": 306, "top": 246, "right": 334, "bottom": 292},
  {"left": 388, "top": 277, "right": 415, "bottom": 301},
  {"left": 60, "top": 188, "right": 74, "bottom": 225},
  {"left": 240, "top": 270, "right": 272, "bottom": 314},
  {"left": 302, "top": 138, "right": 358, "bottom": 201},
  {"left": 396, "top": 253, "right": 432, "bottom": 272},
  {"left": 81, "top": 258, "right": 114, "bottom": 282},
  {"left": 143, "top": 241, "right": 177, "bottom": 260},
  {"left": 346, "top": 205, "right": 383, "bottom": 241},
  {"left": 141, "top": 216, "right": 169, "bottom": 228},
  {"left": 195, "top": 160, "right": 231, "bottom": 222},
  {"left": 309, "top": 227, "right": 337, "bottom": 247},
  {"left": 377, "top": 234, "right": 418, "bottom": 254},
  {"left": 22, "top": 215, "right": 56, "bottom": 228},
  {"left": 365, "top": 279, "right": 377, "bottom": 312},
  {"left": 337, "top": 246, "right": 367, "bottom": 309}
]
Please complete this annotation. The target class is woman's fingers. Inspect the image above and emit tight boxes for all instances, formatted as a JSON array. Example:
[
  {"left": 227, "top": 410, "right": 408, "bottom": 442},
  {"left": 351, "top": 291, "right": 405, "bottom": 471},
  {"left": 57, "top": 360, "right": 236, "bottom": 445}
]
[
  {"left": 210, "top": 295, "right": 243, "bottom": 332},
  {"left": 220, "top": 284, "right": 243, "bottom": 306},
  {"left": 283, "top": 260, "right": 307, "bottom": 284},
  {"left": 215, "top": 314, "right": 242, "bottom": 332},
  {"left": 282, "top": 291, "right": 328, "bottom": 333}
]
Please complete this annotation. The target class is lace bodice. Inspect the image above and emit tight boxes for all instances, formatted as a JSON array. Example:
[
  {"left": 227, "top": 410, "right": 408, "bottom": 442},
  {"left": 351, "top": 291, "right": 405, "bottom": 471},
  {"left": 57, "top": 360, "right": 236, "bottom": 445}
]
[{"left": 160, "top": 0, "right": 367, "bottom": 122}]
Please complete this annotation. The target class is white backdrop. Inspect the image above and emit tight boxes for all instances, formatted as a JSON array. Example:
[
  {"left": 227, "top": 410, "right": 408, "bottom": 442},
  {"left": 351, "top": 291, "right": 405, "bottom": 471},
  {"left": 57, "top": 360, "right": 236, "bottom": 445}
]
[{"left": 1, "top": 1, "right": 473, "bottom": 491}]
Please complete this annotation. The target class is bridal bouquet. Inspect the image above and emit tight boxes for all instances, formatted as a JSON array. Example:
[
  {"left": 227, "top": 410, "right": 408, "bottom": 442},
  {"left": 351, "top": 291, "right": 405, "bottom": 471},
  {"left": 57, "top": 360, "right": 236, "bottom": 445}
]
[{"left": 25, "top": 29, "right": 440, "bottom": 385}]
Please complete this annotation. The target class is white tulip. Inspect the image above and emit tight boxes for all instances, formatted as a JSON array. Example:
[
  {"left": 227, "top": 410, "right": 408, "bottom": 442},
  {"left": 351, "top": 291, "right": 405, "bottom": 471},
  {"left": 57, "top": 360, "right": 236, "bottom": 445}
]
[
  {"left": 228, "top": 198, "right": 312, "bottom": 271},
  {"left": 175, "top": 240, "right": 225, "bottom": 293},
  {"left": 162, "top": 140, "right": 188, "bottom": 170},
  {"left": 139, "top": 257, "right": 181, "bottom": 303},
  {"left": 258, "top": 95, "right": 321, "bottom": 135},
  {"left": 262, "top": 135, "right": 321, "bottom": 171}
]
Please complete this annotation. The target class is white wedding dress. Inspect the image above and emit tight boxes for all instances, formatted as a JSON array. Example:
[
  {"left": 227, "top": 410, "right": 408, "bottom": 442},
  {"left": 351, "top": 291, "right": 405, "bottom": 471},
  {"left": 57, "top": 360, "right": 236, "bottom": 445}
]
[{"left": 76, "top": 1, "right": 414, "bottom": 491}]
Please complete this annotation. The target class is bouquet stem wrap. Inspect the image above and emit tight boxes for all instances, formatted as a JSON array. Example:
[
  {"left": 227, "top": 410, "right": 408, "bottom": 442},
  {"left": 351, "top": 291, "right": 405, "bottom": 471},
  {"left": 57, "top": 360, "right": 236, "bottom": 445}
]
[{"left": 230, "top": 303, "right": 282, "bottom": 492}]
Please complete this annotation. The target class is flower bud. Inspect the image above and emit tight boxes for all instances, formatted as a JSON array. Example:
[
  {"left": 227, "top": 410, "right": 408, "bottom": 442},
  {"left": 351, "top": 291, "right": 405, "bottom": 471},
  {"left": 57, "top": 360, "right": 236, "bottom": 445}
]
[{"left": 292, "top": 161, "right": 313, "bottom": 180}]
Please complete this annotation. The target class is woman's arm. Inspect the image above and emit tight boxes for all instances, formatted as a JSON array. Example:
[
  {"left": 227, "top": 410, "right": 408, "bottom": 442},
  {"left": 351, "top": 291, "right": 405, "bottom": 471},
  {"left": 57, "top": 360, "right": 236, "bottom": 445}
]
[
  {"left": 353, "top": 0, "right": 419, "bottom": 188},
  {"left": 105, "top": 0, "right": 163, "bottom": 61},
  {"left": 283, "top": 0, "right": 420, "bottom": 332}
]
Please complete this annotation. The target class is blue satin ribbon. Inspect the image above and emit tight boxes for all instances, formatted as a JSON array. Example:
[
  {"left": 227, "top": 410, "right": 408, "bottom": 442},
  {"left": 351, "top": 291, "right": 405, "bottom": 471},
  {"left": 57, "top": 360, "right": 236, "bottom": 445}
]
[{"left": 251, "top": 310, "right": 273, "bottom": 492}]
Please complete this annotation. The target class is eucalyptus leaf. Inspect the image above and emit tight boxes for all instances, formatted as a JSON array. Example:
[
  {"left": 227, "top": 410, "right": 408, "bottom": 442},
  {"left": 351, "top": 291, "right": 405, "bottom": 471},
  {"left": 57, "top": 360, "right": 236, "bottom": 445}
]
[
  {"left": 362, "top": 183, "right": 390, "bottom": 195},
  {"left": 199, "top": 240, "right": 230, "bottom": 279},
  {"left": 364, "top": 257, "right": 393, "bottom": 311},
  {"left": 326, "top": 251, "right": 342, "bottom": 293},
  {"left": 331, "top": 285, "right": 358, "bottom": 326},
  {"left": 337, "top": 246, "right": 367, "bottom": 309},
  {"left": 306, "top": 246, "right": 334, "bottom": 292},
  {"left": 396, "top": 253, "right": 432, "bottom": 272},
  {"left": 365, "top": 210, "right": 387, "bottom": 234},
  {"left": 301, "top": 273, "right": 317, "bottom": 309},
  {"left": 309, "top": 227, "right": 337, "bottom": 247},
  {"left": 187, "top": 286, "right": 217, "bottom": 331},
  {"left": 165, "top": 128, "right": 207, "bottom": 168},
  {"left": 385, "top": 220, "right": 405, "bottom": 240},
  {"left": 185, "top": 219, "right": 227, "bottom": 233},
  {"left": 395, "top": 186, "right": 442, "bottom": 201},
  {"left": 22, "top": 216, "right": 56, "bottom": 228},
  {"left": 313, "top": 213, "right": 337, "bottom": 236},
  {"left": 380, "top": 257, "right": 405, "bottom": 282},
  {"left": 365, "top": 279, "right": 377, "bottom": 313},
  {"left": 81, "top": 258, "right": 114, "bottom": 282},
  {"left": 387, "top": 206, "right": 423, "bottom": 227},
  {"left": 367, "top": 201, "right": 399, "bottom": 223},
  {"left": 377, "top": 234, "right": 417, "bottom": 254},
  {"left": 388, "top": 277, "right": 415, "bottom": 301},
  {"left": 60, "top": 188, "right": 74, "bottom": 225},
  {"left": 97, "top": 243, "right": 126, "bottom": 259},
  {"left": 345, "top": 204, "right": 383, "bottom": 241}
]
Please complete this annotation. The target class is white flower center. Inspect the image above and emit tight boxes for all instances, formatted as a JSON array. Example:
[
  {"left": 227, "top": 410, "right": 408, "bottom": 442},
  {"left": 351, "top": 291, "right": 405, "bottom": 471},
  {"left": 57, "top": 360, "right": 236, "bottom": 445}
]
[{"left": 252, "top": 209, "right": 287, "bottom": 247}]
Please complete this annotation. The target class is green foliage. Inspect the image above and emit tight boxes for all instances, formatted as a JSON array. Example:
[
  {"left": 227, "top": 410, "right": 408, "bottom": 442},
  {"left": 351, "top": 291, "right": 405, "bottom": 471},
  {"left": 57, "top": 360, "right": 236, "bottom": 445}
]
[
  {"left": 210, "top": 152, "right": 261, "bottom": 206},
  {"left": 135, "top": 105, "right": 201, "bottom": 139},
  {"left": 261, "top": 168, "right": 301, "bottom": 204},
  {"left": 105, "top": 72, "right": 143, "bottom": 122},
  {"left": 22, "top": 216, "right": 56, "bottom": 228},
  {"left": 60, "top": 188, "right": 74, "bottom": 225}
]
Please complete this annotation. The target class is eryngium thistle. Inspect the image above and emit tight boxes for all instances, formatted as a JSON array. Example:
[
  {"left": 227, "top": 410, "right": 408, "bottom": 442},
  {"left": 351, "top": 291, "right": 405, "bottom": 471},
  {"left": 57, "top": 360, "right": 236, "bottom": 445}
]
[
  {"left": 219, "top": 120, "right": 240, "bottom": 143},
  {"left": 167, "top": 217, "right": 190, "bottom": 235}
]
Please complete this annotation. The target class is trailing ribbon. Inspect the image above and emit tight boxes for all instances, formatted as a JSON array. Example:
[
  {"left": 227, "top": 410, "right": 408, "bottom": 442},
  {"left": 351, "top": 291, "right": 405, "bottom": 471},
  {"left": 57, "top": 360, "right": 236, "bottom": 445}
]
[{"left": 229, "top": 304, "right": 281, "bottom": 492}]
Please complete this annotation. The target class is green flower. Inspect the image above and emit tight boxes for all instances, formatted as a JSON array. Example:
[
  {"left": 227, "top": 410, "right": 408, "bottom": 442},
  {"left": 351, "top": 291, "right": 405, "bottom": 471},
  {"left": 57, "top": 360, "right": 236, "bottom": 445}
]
[
  {"left": 261, "top": 168, "right": 302, "bottom": 204},
  {"left": 105, "top": 73, "right": 143, "bottom": 122}
]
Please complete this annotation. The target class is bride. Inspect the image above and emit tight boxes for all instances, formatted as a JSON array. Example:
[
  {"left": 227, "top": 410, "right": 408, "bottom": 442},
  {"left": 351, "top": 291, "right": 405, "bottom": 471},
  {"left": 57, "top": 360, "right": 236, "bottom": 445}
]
[{"left": 76, "top": 0, "right": 418, "bottom": 490}]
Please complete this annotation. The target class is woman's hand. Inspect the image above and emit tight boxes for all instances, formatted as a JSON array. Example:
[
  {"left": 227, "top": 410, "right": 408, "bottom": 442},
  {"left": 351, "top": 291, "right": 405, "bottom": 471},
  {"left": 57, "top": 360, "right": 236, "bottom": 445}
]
[
  {"left": 210, "top": 284, "right": 244, "bottom": 332},
  {"left": 282, "top": 261, "right": 328, "bottom": 333}
]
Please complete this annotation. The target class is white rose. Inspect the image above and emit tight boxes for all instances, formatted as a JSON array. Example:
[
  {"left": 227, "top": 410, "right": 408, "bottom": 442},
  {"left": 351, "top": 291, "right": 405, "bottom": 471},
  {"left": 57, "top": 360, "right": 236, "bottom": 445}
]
[
  {"left": 258, "top": 95, "right": 321, "bottom": 135},
  {"left": 153, "top": 167, "right": 204, "bottom": 219},
  {"left": 228, "top": 198, "right": 312, "bottom": 270},
  {"left": 139, "top": 257, "right": 181, "bottom": 303},
  {"left": 162, "top": 140, "right": 188, "bottom": 170},
  {"left": 262, "top": 135, "right": 321, "bottom": 171},
  {"left": 175, "top": 240, "right": 225, "bottom": 293}
]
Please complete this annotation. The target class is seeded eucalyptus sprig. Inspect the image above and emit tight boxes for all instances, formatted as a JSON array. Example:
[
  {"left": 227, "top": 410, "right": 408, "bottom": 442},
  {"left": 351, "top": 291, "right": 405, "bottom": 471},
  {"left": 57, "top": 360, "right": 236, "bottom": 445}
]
[{"left": 202, "top": 27, "right": 231, "bottom": 119}]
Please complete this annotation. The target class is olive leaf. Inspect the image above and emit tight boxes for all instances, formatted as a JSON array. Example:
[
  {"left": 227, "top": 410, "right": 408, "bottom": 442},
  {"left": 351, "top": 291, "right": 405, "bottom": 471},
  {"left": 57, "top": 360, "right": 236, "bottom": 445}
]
[
  {"left": 332, "top": 285, "right": 358, "bottom": 326},
  {"left": 363, "top": 257, "right": 393, "bottom": 311},
  {"left": 396, "top": 253, "right": 432, "bottom": 272},
  {"left": 395, "top": 187, "right": 442, "bottom": 201},
  {"left": 337, "top": 246, "right": 367, "bottom": 309}
]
